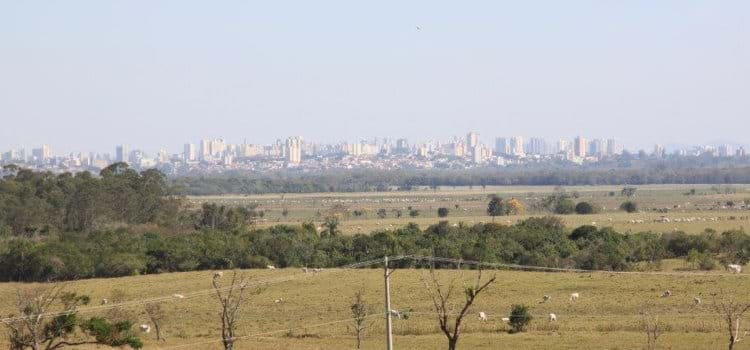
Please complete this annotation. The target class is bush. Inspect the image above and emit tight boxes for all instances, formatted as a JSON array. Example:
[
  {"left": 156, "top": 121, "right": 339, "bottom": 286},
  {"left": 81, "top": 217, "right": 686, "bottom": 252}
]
[
  {"left": 575, "top": 202, "right": 596, "bottom": 215},
  {"left": 620, "top": 201, "right": 638, "bottom": 213},
  {"left": 554, "top": 199, "right": 576, "bottom": 215},
  {"left": 437, "top": 207, "right": 449, "bottom": 218},
  {"left": 409, "top": 209, "right": 420, "bottom": 217},
  {"left": 508, "top": 304, "right": 532, "bottom": 333}
]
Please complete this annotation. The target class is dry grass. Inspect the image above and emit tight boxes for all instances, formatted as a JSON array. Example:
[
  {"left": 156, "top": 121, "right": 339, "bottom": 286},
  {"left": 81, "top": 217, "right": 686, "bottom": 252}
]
[
  {"left": 1, "top": 261, "right": 749, "bottom": 349},
  {"left": 187, "top": 184, "right": 750, "bottom": 235}
]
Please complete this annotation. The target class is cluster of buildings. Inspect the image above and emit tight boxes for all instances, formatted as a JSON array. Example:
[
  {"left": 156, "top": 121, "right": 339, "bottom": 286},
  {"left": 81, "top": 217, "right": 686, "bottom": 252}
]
[{"left": 1, "top": 133, "right": 747, "bottom": 175}]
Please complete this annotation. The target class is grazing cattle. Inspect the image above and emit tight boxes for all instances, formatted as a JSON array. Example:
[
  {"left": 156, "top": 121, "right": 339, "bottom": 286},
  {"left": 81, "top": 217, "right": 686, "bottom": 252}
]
[
  {"left": 274, "top": 298, "right": 284, "bottom": 304},
  {"left": 390, "top": 310, "right": 402, "bottom": 319},
  {"left": 728, "top": 264, "right": 743, "bottom": 274},
  {"left": 100, "top": 298, "right": 108, "bottom": 305},
  {"left": 313, "top": 268, "right": 323, "bottom": 273},
  {"left": 173, "top": 294, "right": 185, "bottom": 299},
  {"left": 541, "top": 295, "right": 551, "bottom": 303},
  {"left": 661, "top": 290, "right": 672, "bottom": 298},
  {"left": 570, "top": 293, "right": 579, "bottom": 301},
  {"left": 139, "top": 324, "right": 151, "bottom": 333},
  {"left": 266, "top": 265, "right": 276, "bottom": 270},
  {"left": 213, "top": 271, "right": 223, "bottom": 279},
  {"left": 501, "top": 317, "right": 510, "bottom": 322},
  {"left": 549, "top": 313, "right": 557, "bottom": 322},
  {"left": 694, "top": 297, "right": 702, "bottom": 305},
  {"left": 478, "top": 312, "right": 488, "bottom": 322},
  {"left": 302, "top": 267, "right": 309, "bottom": 273}
]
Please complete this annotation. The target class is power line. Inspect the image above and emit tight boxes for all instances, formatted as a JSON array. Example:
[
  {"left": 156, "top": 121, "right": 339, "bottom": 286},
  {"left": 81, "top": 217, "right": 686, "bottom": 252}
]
[
  {"left": 404, "top": 255, "right": 750, "bottom": 277},
  {"left": 0, "top": 257, "right": 403, "bottom": 324}
]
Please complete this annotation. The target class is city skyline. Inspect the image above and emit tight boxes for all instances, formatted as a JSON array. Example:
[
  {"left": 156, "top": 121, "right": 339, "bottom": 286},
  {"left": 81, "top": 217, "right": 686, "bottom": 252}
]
[{"left": 2, "top": 1, "right": 749, "bottom": 154}]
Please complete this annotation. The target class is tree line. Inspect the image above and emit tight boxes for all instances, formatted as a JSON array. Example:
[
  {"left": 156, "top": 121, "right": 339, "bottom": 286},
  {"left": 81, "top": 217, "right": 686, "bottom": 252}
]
[
  {"left": 2, "top": 216, "right": 750, "bottom": 282},
  {"left": 173, "top": 166, "right": 750, "bottom": 195}
]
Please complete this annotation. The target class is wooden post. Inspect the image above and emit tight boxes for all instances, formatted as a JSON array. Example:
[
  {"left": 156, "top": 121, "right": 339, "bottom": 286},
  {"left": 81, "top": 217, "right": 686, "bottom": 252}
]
[{"left": 384, "top": 256, "right": 393, "bottom": 350}]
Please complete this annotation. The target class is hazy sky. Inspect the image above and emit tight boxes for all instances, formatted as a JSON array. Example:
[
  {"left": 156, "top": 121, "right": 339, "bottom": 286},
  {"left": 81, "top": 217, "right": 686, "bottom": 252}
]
[{"left": 1, "top": 1, "right": 748, "bottom": 154}]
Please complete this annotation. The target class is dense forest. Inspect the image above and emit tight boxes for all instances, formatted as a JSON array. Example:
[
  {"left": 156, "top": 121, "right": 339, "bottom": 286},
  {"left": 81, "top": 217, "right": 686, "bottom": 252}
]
[
  {"left": 2, "top": 164, "right": 750, "bottom": 283},
  {"left": 174, "top": 166, "right": 750, "bottom": 195}
]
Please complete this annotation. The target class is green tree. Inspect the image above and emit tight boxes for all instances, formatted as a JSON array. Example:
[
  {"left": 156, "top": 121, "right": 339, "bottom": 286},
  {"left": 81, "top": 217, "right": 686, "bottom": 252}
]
[
  {"left": 620, "top": 201, "right": 638, "bottom": 213},
  {"left": 575, "top": 202, "right": 596, "bottom": 215},
  {"left": 437, "top": 207, "right": 449, "bottom": 218},
  {"left": 508, "top": 304, "right": 533, "bottom": 333}
]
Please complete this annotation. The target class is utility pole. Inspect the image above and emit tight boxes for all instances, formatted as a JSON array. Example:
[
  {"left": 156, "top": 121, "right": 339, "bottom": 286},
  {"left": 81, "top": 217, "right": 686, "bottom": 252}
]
[{"left": 384, "top": 256, "right": 393, "bottom": 350}]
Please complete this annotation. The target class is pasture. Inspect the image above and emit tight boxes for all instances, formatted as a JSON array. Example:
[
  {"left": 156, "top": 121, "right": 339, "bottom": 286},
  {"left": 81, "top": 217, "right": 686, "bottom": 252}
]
[
  {"left": 1, "top": 260, "right": 749, "bottom": 349},
  {"left": 188, "top": 184, "right": 750, "bottom": 235}
]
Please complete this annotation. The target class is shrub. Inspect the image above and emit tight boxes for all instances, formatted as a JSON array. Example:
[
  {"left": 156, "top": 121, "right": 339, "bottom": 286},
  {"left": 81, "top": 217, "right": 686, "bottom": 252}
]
[
  {"left": 554, "top": 199, "right": 576, "bottom": 215},
  {"left": 437, "top": 207, "right": 449, "bottom": 218},
  {"left": 377, "top": 209, "right": 387, "bottom": 219},
  {"left": 620, "top": 201, "right": 638, "bottom": 213},
  {"left": 409, "top": 209, "right": 420, "bottom": 217},
  {"left": 575, "top": 202, "right": 596, "bottom": 215},
  {"left": 508, "top": 304, "right": 532, "bottom": 333}
]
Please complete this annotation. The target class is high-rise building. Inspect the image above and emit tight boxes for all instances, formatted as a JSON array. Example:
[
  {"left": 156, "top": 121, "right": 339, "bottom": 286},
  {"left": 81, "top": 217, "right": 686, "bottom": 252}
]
[
  {"left": 183, "top": 143, "right": 196, "bottom": 161},
  {"left": 718, "top": 144, "right": 734, "bottom": 157},
  {"left": 395, "top": 139, "right": 409, "bottom": 153},
  {"left": 557, "top": 139, "right": 571, "bottom": 154},
  {"left": 472, "top": 144, "right": 483, "bottom": 163},
  {"left": 737, "top": 147, "right": 747, "bottom": 157},
  {"left": 606, "top": 139, "right": 621, "bottom": 156},
  {"left": 653, "top": 144, "right": 665, "bottom": 158},
  {"left": 495, "top": 138, "right": 510, "bottom": 155},
  {"left": 527, "top": 137, "right": 547, "bottom": 155},
  {"left": 574, "top": 136, "right": 587, "bottom": 158},
  {"left": 589, "top": 139, "right": 605, "bottom": 157},
  {"left": 510, "top": 136, "right": 524, "bottom": 156},
  {"left": 115, "top": 145, "right": 129, "bottom": 163},
  {"left": 210, "top": 138, "right": 226, "bottom": 158},
  {"left": 199, "top": 139, "right": 211, "bottom": 160},
  {"left": 286, "top": 136, "right": 302, "bottom": 164},
  {"left": 466, "top": 132, "right": 479, "bottom": 156}
]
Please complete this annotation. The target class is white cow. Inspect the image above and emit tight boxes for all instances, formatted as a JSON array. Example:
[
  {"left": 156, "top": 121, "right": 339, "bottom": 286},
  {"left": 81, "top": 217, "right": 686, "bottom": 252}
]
[
  {"left": 173, "top": 294, "right": 185, "bottom": 299},
  {"left": 728, "top": 264, "right": 743, "bottom": 274},
  {"left": 139, "top": 324, "right": 151, "bottom": 333},
  {"left": 390, "top": 310, "right": 402, "bottom": 319},
  {"left": 100, "top": 298, "right": 108, "bottom": 305},
  {"left": 478, "top": 312, "right": 488, "bottom": 322},
  {"left": 501, "top": 317, "right": 510, "bottom": 322},
  {"left": 266, "top": 265, "right": 276, "bottom": 270},
  {"left": 661, "top": 290, "right": 672, "bottom": 298},
  {"left": 213, "top": 271, "right": 223, "bottom": 279},
  {"left": 570, "top": 293, "right": 579, "bottom": 301},
  {"left": 693, "top": 297, "right": 702, "bottom": 305},
  {"left": 274, "top": 298, "right": 284, "bottom": 304},
  {"left": 542, "top": 295, "right": 552, "bottom": 303},
  {"left": 549, "top": 313, "right": 557, "bottom": 322}
]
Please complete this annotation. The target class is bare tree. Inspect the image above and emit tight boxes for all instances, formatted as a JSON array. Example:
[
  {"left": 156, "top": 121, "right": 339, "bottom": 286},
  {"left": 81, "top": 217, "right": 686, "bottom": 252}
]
[
  {"left": 350, "top": 290, "right": 373, "bottom": 350},
  {"left": 144, "top": 303, "right": 166, "bottom": 341},
  {"left": 3, "top": 284, "right": 142, "bottom": 350},
  {"left": 640, "top": 309, "right": 662, "bottom": 350},
  {"left": 212, "top": 271, "right": 252, "bottom": 350},
  {"left": 712, "top": 291, "right": 750, "bottom": 350},
  {"left": 422, "top": 266, "right": 496, "bottom": 350}
]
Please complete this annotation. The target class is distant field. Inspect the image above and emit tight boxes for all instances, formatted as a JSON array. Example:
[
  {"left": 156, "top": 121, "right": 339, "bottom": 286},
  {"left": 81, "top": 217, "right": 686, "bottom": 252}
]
[
  {"left": 1, "top": 260, "right": 749, "bottom": 349},
  {"left": 188, "top": 184, "right": 750, "bottom": 234}
]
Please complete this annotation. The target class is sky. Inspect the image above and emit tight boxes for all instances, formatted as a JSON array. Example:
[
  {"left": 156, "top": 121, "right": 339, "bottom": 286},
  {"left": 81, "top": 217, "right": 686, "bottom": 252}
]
[{"left": 1, "top": 1, "right": 748, "bottom": 155}]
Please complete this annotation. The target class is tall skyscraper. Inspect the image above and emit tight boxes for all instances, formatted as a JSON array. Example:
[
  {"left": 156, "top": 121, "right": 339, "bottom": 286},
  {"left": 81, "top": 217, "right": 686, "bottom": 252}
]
[
  {"left": 495, "top": 138, "right": 510, "bottom": 155},
  {"left": 199, "top": 139, "right": 210, "bottom": 161},
  {"left": 183, "top": 143, "right": 196, "bottom": 161},
  {"left": 510, "top": 136, "right": 524, "bottom": 156},
  {"left": 286, "top": 136, "right": 302, "bottom": 164},
  {"left": 574, "top": 136, "right": 587, "bottom": 158},
  {"left": 606, "top": 139, "right": 620, "bottom": 156},
  {"left": 527, "top": 137, "right": 547, "bottom": 155},
  {"left": 115, "top": 145, "right": 129, "bottom": 163},
  {"left": 466, "top": 132, "right": 479, "bottom": 156}
]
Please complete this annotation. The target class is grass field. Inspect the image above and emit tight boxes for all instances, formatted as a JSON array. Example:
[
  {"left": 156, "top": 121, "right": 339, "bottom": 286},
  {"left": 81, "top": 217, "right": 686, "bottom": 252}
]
[
  {"left": 188, "top": 184, "right": 750, "bottom": 235},
  {"left": 1, "top": 260, "right": 749, "bottom": 349}
]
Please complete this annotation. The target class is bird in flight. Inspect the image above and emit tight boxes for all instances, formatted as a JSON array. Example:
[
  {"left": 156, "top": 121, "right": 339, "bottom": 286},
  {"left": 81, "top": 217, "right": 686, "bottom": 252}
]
[{"left": 416, "top": 26, "right": 421, "bottom": 31}]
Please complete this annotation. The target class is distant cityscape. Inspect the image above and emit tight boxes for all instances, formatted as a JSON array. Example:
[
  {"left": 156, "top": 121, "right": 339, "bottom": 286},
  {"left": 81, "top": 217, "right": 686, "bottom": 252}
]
[{"left": 1, "top": 133, "right": 748, "bottom": 175}]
